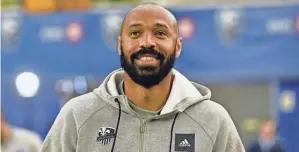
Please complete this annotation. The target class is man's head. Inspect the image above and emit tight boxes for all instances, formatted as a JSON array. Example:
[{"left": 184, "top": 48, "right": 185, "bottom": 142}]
[
  {"left": 259, "top": 118, "right": 277, "bottom": 140},
  {"left": 118, "top": 2, "right": 182, "bottom": 88}
]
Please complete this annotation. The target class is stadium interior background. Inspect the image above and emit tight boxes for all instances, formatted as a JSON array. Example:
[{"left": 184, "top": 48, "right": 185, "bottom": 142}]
[{"left": 1, "top": 0, "right": 299, "bottom": 151}]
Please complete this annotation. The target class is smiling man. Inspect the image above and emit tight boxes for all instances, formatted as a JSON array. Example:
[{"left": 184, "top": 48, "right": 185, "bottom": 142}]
[{"left": 41, "top": 2, "right": 245, "bottom": 152}]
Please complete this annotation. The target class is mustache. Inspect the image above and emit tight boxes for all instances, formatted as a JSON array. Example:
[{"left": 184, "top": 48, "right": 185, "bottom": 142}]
[{"left": 130, "top": 47, "right": 165, "bottom": 61}]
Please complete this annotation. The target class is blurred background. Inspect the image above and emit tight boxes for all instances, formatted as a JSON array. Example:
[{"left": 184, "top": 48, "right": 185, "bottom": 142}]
[{"left": 1, "top": 0, "right": 299, "bottom": 151}]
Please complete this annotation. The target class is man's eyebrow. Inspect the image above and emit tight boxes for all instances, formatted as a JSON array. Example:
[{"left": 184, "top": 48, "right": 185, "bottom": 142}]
[
  {"left": 128, "top": 23, "right": 142, "bottom": 28},
  {"left": 154, "top": 23, "right": 169, "bottom": 29}
]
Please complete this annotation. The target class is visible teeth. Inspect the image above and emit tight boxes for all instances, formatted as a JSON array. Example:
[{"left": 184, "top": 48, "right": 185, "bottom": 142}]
[{"left": 139, "top": 57, "right": 156, "bottom": 61}]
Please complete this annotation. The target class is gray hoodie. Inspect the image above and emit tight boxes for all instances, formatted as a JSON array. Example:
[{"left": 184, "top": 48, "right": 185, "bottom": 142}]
[{"left": 41, "top": 69, "right": 245, "bottom": 152}]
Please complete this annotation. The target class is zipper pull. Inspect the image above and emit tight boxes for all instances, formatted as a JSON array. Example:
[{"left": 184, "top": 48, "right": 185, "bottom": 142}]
[{"left": 140, "top": 120, "right": 145, "bottom": 133}]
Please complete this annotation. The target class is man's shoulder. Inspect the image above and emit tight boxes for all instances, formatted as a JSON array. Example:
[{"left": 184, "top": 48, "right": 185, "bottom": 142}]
[
  {"left": 186, "top": 100, "right": 230, "bottom": 120},
  {"left": 64, "top": 92, "right": 107, "bottom": 112},
  {"left": 246, "top": 140, "right": 260, "bottom": 151},
  {"left": 184, "top": 100, "right": 234, "bottom": 138},
  {"left": 58, "top": 92, "right": 109, "bottom": 126}
]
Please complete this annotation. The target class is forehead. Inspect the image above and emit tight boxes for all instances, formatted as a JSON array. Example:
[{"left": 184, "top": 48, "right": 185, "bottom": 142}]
[
  {"left": 262, "top": 120, "right": 275, "bottom": 127},
  {"left": 123, "top": 6, "right": 175, "bottom": 30}
]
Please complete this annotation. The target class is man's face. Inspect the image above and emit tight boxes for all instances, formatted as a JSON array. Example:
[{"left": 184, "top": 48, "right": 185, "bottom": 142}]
[
  {"left": 119, "top": 5, "right": 182, "bottom": 88},
  {"left": 260, "top": 120, "right": 276, "bottom": 138}
]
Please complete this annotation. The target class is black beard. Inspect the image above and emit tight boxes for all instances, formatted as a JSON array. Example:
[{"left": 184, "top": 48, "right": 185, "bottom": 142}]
[{"left": 120, "top": 46, "right": 176, "bottom": 89}]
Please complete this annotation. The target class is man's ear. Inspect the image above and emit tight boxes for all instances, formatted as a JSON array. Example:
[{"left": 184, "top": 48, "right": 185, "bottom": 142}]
[
  {"left": 175, "top": 37, "right": 182, "bottom": 58},
  {"left": 118, "top": 36, "right": 121, "bottom": 56}
]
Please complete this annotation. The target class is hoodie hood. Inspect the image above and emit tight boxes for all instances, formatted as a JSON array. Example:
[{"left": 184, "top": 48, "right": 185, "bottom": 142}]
[{"left": 93, "top": 68, "right": 211, "bottom": 116}]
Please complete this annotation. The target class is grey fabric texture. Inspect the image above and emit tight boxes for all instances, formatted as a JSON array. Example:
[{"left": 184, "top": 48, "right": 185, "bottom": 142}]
[{"left": 41, "top": 68, "right": 245, "bottom": 152}]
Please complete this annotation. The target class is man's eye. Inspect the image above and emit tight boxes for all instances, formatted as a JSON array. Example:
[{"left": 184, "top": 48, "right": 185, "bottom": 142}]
[
  {"left": 155, "top": 31, "right": 166, "bottom": 36},
  {"left": 130, "top": 31, "right": 140, "bottom": 37}
]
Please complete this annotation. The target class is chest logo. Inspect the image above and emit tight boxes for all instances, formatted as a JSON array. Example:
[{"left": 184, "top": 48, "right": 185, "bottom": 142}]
[
  {"left": 175, "top": 134, "right": 195, "bottom": 152},
  {"left": 96, "top": 127, "right": 116, "bottom": 145}
]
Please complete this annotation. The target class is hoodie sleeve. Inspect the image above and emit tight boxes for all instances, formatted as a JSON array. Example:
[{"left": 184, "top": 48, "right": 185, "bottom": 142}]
[
  {"left": 212, "top": 106, "right": 246, "bottom": 152},
  {"left": 41, "top": 101, "right": 78, "bottom": 152}
]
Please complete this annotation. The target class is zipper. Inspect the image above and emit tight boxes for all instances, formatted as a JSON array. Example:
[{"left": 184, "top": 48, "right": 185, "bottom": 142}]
[
  {"left": 122, "top": 96, "right": 146, "bottom": 152},
  {"left": 138, "top": 111, "right": 179, "bottom": 152},
  {"left": 122, "top": 96, "right": 179, "bottom": 152},
  {"left": 139, "top": 119, "right": 145, "bottom": 152}
]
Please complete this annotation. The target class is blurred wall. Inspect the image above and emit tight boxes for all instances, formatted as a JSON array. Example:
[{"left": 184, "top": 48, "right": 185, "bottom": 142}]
[{"left": 206, "top": 83, "right": 272, "bottom": 147}]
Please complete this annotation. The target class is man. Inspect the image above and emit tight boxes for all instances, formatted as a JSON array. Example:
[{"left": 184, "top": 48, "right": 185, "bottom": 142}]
[
  {"left": 41, "top": 2, "right": 245, "bottom": 152},
  {"left": 1, "top": 114, "right": 43, "bottom": 152},
  {"left": 247, "top": 118, "right": 286, "bottom": 152}
]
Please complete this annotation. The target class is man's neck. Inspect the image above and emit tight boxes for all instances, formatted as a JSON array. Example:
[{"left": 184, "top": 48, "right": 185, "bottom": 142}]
[{"left": 123, "top": 72, "right": 173, "bottom": 112}]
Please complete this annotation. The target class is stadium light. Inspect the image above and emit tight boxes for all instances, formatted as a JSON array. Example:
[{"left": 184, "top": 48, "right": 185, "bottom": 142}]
[{"left": 15, "top": 72, "right": 40, "bottom": 98}]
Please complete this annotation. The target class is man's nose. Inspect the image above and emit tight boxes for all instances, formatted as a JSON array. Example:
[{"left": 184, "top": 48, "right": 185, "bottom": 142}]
[{"left": 140, "top": 32, "right": 156, "bottom": 48}]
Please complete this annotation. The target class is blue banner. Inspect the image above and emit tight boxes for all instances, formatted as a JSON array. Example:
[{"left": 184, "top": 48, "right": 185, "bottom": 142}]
[
  {"left": 2, "top": 5, "right": 299, "bottom": 81},
  {"left": 276, "top": 80, "right": 299, "bottom": 152}
]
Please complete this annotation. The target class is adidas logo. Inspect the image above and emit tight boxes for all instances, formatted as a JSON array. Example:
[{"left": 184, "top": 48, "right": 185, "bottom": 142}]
[{"left": 178, "top": 139, "right": 191, "bottom": 147}]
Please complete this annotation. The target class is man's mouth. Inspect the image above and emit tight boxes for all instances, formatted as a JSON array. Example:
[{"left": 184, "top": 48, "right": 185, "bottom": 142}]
[
  {"left": 136, "top": 53, "right": 159, "bottom": 60},
  {"left": 134, "top": 54, "right": 160, "bottom": 66}
]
